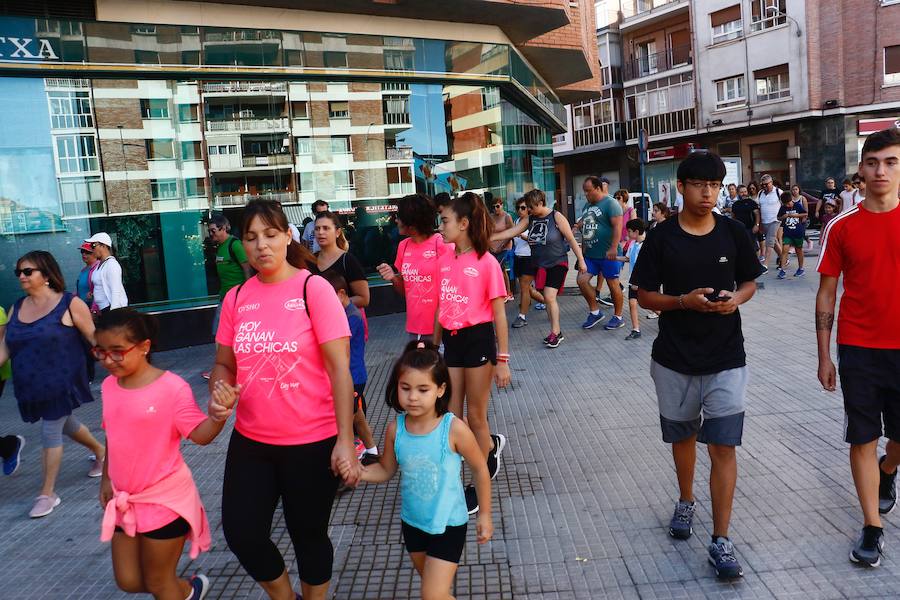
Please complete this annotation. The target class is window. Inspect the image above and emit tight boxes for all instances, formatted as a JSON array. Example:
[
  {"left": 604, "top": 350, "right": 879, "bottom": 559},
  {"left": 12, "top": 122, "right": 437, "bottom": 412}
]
[
  {"left": 482, "top": 88, "right": 501, "bottom": 110},
  {"left": 323, "top": 51, "right": 348, "bottom": 68},
  {"left": 59, "top": 177, "right": 104, "bottom": 207},
  {"left": 573, "top": 104, "right": 592, "bottom": 129},
  {"left": 595, "top": 0, "right": 610, "bottom": 29},
  {"left": 384, "top": 49, "right": 414, "bottom": 71},
  {"left": 207, "top": 144, "right": 237, "bottom": 155},
  {"left": 285, "top": 50, "right": 304, "bottom": 66},
  {"left": 383, "top": 96, "right": 409, "bottom": 124},
  {"left": 184, "top": 178, "right": 206, "bottom": 197},
  {"left": 296, "top": 138, "right": 312, "bottom": 155},
  {"left": 134, "top": 50, "right": 159, "bottom": 64},
  {"left": 298, "top": 171, "right": 315, "bottom": 191},
  {"left": 750, "top": 0, "right": 786, "bottom": 32},
  {"left": 145, "top": 139, "right": 175, "bottom": 160},
  {"left": 150, "top": 179, "right": 178, "bottom": 200},
  {"left": 715, "top": 75, "right": 746, "bottom": 109},
  {"left": 329, "top": 101, "right": 349, "bottom": 119},
  {"left": 140, "top": 99, "right": 169, "bottom": 119},
  {"left": 755, "top": 65, "right": 790, "bottom": 101},
  {"left": 182, "top": 51, "right": 200, "bottom": 65},
  {"left": 331, "top": 136, "right": 351, "bottom": 154},
  {"left": 711, "top": 5, "right": 743, "bottom": 44},
  {"left": 636, "top": 40, "right": 657, "bottom": 76},
  {"left": 178, "top": 104, "right": 199, "bottom": 122},
  {"left": 48, "top": 91, "right": 93, "bottom": 128},
  {"left": 130, "top": 25, "right": 157, "bottom": 35},
  {"left": 56, "top": 134, "right": 98, "bottom": 173},
  {"left": 181, "top": 141, "right": 203, "bottom": 160},
  {"left": 291, "top": 101, "right": 309, "bottom": 119},
  {"left": 334, "top": 170, "right": 354, "bottom": 190},
  {"left": 885, "top": 45, "right": 900, "bottom": 85},
  {"left": 387, "top": 166, "right": 413, "bottom": 195}
]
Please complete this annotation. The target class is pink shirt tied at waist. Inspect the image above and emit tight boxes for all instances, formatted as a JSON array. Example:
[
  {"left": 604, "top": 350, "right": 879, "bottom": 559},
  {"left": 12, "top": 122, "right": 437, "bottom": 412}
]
[{"left": 100, "top": 461, "right": 211, "bottom": 559}]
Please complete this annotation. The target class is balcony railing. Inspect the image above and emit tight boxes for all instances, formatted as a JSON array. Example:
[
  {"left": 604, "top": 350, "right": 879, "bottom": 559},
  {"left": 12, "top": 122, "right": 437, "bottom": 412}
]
[
  {"left": 626, "top": 108, "right": 695, "bottom": 141},
  {"left": 386, "top": 147, "right": 413, "bottom": 160},
  {"left": 205, "top": 30, "right": 279, "bottom": 42},
  {"left": 381, "top": 82, "right": 411, "bottom": 92},
  {"left": 384, "top": 112, "right": 411, "bottom": 125},
  {"left": 213, "top": 191, "right": 294, "bottom": 207},
  {"left": 202, "top": 81, "right": 287, "bottom": 94},
  {"left": 624, "top": 45, "right": 692, "bottom": 81},
  {"left": 45, "top": 78, "right": 90, "bottom": 89},
  {"left": 574, "top": 122, "right": 624, "bottom": 148},
  {"left": 206, "top": 117, "right": 289, "bottom": 132},
  {"left": 242, "top": 154, "right": 293, "bottom": 167}
]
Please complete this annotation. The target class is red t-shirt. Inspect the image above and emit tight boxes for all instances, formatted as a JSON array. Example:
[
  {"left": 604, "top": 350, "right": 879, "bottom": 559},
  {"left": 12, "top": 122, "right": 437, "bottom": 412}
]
[
  {"left": 216, "top": 270, "right": 351, "bottom": 445},
  {"left": 817, "top": 203, "right": 900, "bottom": 348},
  {"left": 437, "top": 249, "right": 507, "bottom": 330},
  {"left": 394, "top": 234, "right": 454, "bottom": 335}
]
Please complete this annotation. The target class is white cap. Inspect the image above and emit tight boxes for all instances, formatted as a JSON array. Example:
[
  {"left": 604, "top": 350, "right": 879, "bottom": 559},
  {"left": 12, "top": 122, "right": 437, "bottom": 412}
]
[{"left": 84, "top": 232, "right": 112, "bottom": 247}]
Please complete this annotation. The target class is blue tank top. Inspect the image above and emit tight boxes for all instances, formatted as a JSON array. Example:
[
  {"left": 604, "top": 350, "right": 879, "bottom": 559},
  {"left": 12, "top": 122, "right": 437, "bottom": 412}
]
[
  {"left": 394, "top": 412, "right": 468, "bottom": 534},
  {"left": 5, "top": 292, "right": 93, "bottom": 422}
]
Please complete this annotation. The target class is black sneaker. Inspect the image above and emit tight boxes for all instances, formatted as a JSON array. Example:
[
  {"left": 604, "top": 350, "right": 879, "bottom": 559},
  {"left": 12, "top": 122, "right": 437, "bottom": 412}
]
[
  {"left": 597, "top": 295, "right": 613, "bottom": 306},
  {"left": 668, "top": 500, "right": 695, "bottom": 540},
  {"left": 487, "top": 434, "right": 507, "bottom": 480},
  {"left": 360, "top": 453, "right": 380, "bottom": 467},
  {"left": 850, "top": 525, "right": 885, "bottom": 567},
  {"left": 465, "top": 484, "right": 479, "bottom": 515},
  {"left": 879, "top": 455, "right": 897, "bottom": 515},
  {"left": 545, "top": 332, "right": 564, "bottom": 348},
  {"left": 707, "top": 537, "right": 744, "bottom": 579}
]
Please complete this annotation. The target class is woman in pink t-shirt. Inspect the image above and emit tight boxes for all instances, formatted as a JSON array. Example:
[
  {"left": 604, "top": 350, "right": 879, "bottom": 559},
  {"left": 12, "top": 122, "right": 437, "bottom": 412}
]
[
  {"left": 435, "top": 192, "right": 511, "bottom": 513},
  {"left": 95, "top": 309, "right": 227, "bottom": 599},
  {"left": 377, "top": 193, "right": 452, "bottom": 338},
  {"left": 210, "top": 199, "right": 359, "bottom": 600}
]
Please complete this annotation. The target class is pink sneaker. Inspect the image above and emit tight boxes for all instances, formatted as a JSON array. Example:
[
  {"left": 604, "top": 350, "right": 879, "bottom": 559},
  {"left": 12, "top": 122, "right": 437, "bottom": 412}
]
[
  {"left": 354, "top": 439, "right": 366, "bottom": 460},
  {"left": 29, "top": 494, "right": 60, "bottom": 518},
  {"left": 88, "top": 456, "right": 104, "bottom": 478}
]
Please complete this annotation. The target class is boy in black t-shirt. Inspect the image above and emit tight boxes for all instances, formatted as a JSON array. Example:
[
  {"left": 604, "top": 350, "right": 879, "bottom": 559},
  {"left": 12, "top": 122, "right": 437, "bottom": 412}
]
[{"left": 632, "top": 151, "right": 763, "bottom": 580}]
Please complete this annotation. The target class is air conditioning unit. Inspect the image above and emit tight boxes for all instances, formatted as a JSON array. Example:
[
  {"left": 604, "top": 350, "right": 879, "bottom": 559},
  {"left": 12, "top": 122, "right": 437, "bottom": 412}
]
[{"left": 786, "top": 145, "right": 801, "bottom": 160}]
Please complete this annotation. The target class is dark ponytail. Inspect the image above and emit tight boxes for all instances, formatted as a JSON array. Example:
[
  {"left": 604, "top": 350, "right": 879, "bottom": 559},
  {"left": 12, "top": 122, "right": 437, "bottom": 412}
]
[
  {"left": 241, "top": 199, "right": 316, "bottom": 271},
  {"left": 447, "top": 192, "right": 493, "bottom": 257}
]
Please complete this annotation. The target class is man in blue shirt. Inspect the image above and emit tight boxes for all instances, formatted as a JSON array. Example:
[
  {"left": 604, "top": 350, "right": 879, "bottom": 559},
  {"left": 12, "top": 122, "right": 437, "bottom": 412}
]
[{"left": 577, "top": 176, "right": 624, "bottom": 330}]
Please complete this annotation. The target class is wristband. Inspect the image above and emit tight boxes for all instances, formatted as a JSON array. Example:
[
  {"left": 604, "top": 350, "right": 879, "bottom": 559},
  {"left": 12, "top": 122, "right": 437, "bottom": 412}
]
[
  {"left": 496, "top": 357, "right": 509, "bottom": 364},
  {"left": 678, "top": 294, "right": 686, "bottom": 310},
  {"left": 497, "top": 353, "right": 510, "bottom": 358}
]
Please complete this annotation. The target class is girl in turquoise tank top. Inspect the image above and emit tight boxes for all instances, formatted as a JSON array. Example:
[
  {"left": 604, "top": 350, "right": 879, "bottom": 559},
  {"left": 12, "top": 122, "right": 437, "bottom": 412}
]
[{"left": 338, "top": 341, "right": 493, "bottom": 599}]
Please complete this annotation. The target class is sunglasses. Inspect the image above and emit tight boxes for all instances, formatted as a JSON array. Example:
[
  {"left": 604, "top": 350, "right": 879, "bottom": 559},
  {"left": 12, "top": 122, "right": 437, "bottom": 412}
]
[
  {"left": 80, "top": 249, "right": 93, "bottom": 255},
  {"left": 516, "top": 206, "right": 527, "bottom": 211},
  {"left": 14, "top": 267, "right": 41, "bottom": 277},
  {"left": 492, "top": 204, "right": 502, "bottom": 209},
  {"left": 91, "top": 344, "right": 140, "bottom": 362}
]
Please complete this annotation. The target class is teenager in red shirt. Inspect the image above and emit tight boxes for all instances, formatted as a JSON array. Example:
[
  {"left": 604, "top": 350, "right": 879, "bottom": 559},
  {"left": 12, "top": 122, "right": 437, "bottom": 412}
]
[{"left": 817, "top": 126, "right": 900, "bottom": 567}]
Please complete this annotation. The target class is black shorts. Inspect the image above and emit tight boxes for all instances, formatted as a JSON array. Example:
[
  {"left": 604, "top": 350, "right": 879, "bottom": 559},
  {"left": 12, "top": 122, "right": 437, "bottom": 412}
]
[
  {"left": 402, "top": 521, "right": 467, "bottom": 563},
  {"left": 353, "top": 383, "right": 367, "bottom": 414},
  {"left": 838, "top": 345, "right": 900, "bottom": 444},
  {"left": 628, "top": 285, "right": 638, "bottom": 301},
  {"left": 538, "top": 264, "right": 567, "bottom": 290},
  {"left": 513, "top": 255, "right": 536, "bottom": 278},
  {"left": 442, "top": 322, "right": 496, "bottom": 368},
  {"left": 115, "top": 516, "right": 190, "bottom": 540}
]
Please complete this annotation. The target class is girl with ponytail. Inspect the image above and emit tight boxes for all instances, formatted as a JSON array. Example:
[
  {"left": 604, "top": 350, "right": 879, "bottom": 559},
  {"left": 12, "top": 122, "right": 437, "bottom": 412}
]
[{"left": 434, "top": 192, "right": 510, "bottom": 514}]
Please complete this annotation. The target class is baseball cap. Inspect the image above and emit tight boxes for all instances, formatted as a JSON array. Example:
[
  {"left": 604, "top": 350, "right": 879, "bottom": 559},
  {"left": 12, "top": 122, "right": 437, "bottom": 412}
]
[
  {"left": 84, "top": 232, "right": 113, "bottom": 247},
  {"left": 79, "top": 241, "right": 93, "bottom": 252}
]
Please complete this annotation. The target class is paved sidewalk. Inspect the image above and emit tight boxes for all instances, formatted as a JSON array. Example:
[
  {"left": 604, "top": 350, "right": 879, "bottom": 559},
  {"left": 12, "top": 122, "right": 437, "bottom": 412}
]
[{"left": 2, "top": 264, "right": 900, "bottom": 599}]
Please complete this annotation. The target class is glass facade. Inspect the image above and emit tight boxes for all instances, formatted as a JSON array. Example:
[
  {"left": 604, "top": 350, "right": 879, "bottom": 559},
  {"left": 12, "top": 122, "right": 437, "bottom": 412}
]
[{"left": 0, "top": 16, "right": 562, "bottom": 311}]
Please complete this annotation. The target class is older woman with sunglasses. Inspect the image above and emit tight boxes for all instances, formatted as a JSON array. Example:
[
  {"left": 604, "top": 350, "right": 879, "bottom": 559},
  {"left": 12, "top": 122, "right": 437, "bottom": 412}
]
[
  {"left": 0, "top": 251, "right": 105, "bottom": 518},
  {"left": 86, "top": 232, "right": 128, "bottom": 312}
]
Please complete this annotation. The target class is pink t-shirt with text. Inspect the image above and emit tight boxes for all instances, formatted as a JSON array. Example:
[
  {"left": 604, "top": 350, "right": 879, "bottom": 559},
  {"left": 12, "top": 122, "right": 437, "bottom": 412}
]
[
  {"left": 394, "top": 234, "right": 454, "bottom": 335},
  {"left": 216, "top": 270, "right": 351, "bottom": 445},
  {"left": 437, "top": 249, "right": 507, "bottom": 330},
  {"left": 102, "top": 371, "right": 207, "bottom": 532}
]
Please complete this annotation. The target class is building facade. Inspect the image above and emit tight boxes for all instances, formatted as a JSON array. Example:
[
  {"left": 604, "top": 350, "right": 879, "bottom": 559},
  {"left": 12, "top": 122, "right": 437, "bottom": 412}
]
[
  {"left": 555, "top": 0, "right": 900, "bottom": 213},
  {"left": 0, "top": 0, "right": 599, "bottom": 342}
]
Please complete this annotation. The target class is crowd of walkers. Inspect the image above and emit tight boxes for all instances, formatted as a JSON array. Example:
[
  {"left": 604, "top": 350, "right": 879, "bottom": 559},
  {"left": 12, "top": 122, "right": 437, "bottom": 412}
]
[{"left": 1, "top": 128, "right": 900, "bottom": 598}]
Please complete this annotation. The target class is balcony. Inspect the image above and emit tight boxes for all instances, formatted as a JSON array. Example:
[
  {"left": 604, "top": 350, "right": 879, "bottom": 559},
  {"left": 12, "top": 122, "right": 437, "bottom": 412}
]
[
  {"left": 620, "top": 0, "right": 690, "bottom": 31},
  {"left": 626, "top": 107, "right": 695, "bottom": 141},
  {"left": 381, "top": 82, "right": 411, "bottom": 92},
  {"left": 384, "top": 112, "right": 411, "bottom": 126},
  {"left": 624, "top": 45, "right": 692, "bottom": 82},
  {"left": 574, "top": 122, "right": 625, "bottom": 148},
  {"left": 44, "top": 78, "right": 90, "bottom": 89},
  {"left": 202, "top": 81, "right": 287, "bottom": 95},
  {"left": 600, "top": 66, "right": 623, "bottom": 88},
  {"left": 386, "top": 147, "right": 414, "bottom": 160},
  {"left": 206, "top": 117, "right": 289, "bottom": 133},
  {"left": 213, "top": 190, "right": 295, "bottom": 207},
  {"left": 242, "top": 154, "right": 293, "bottom": 168}
]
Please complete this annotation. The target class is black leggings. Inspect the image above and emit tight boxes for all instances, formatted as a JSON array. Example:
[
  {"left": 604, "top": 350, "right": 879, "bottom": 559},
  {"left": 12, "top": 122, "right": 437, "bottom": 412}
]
[{"left": 222, "top": 430, "right": 339, "bottom": 584}]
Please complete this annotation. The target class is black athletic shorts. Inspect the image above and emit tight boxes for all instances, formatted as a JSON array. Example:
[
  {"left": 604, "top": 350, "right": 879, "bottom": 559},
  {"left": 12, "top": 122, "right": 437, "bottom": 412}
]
[
  {"left": 628, "top": 285, "right": 638, "bottom": 301},
  {"left": 442, "top": 322, "right": 496, "bottom": 368},
  {"left": 115, "top": 516, "right": 190, "bottom": 540},
  {"left": 513, "top": 255, "right": 536, "bottom": 278},
  {"left": 402, "top": 521, "right": 467, "bottom": 563},
  {"left": 353, "top": 383, "right": 367, "bottom": 414},
  {"left": 838, "top": 345, "right": 900, "bottom": 444},
  {"left": 540, "top": 264, "right": 567, "bottom": 290}
]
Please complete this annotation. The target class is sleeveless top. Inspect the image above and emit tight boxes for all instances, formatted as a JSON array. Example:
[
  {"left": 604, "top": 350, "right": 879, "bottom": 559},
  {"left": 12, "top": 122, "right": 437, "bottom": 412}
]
[
  {"left": 395, "top": 413, "right": 468, "bottom": 534},
  {"left": 5, "top": 292, "right": 93, "bottom": 422},
  {"left": 528, "top": 210, "right": 568, "bottom": 268}
]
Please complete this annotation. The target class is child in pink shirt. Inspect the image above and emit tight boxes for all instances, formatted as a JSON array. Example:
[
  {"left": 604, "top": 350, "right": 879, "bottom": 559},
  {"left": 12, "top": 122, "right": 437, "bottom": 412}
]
[
  {"left": 95, "top": 309, "right": 233, "bottom": 600},
  {"left": 435, "top": 192, "right": 511, "bottom": 514}
]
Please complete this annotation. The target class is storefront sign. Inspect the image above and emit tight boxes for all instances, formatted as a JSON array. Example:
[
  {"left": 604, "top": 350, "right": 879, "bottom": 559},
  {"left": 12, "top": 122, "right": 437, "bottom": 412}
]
[
  {"left": 0, "top": 37, "right": 58, "bottom": 60},
  {"left": 858, "top": 118, "right": 900, "bottom": 136},
  {"left": 648, "top": 147, "right": 675, "bottom": 162}
]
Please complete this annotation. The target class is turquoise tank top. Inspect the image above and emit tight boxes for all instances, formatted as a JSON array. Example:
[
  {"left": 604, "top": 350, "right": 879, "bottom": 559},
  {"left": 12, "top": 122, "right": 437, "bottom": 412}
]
[{"left": 394, "top": 412, "right": 468, "bottom": 534}]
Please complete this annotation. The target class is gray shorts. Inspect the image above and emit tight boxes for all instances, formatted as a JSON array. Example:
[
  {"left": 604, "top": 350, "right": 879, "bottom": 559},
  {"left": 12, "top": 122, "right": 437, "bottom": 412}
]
[
  {"left": 650, "top": 360, "right": 747, "bottom": 446},
  {"left": 762, "top": 221, "right": 779, "bottom": 247}
]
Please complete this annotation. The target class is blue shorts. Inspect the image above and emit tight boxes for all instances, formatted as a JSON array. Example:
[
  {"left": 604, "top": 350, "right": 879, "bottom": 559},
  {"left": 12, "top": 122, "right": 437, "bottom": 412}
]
[{"left": 584, "top": 257, "right": 622, "bottom": 279}]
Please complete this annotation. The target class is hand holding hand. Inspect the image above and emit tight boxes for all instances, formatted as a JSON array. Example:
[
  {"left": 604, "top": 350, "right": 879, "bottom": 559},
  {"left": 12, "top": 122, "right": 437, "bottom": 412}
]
[
  {"left": 209, "top": 380, "right": 240, "bottom": 422},
  {"left": 332, "top": 439, "right": 360, "bottom": 487}
]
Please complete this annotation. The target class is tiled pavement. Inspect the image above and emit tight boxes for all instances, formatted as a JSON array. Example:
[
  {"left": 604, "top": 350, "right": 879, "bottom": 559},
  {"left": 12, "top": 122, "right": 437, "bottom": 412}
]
[{"left": 2, "top": 258, "right": 900, "bottom": 599}]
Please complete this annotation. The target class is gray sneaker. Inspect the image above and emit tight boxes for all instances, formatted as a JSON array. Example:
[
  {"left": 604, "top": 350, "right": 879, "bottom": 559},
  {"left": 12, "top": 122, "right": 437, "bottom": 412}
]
[
  {"left": 850, "top": 526, "right": 884, "bottom": 567},
  {"left": 668, "top": 500, "right": 695, "bottom": 539},
  {"left": 879, "top": 455, "right": 897, "bottom": 515},
  {"left": 512, "top": 315, "right": 527, "bottom": 328}
]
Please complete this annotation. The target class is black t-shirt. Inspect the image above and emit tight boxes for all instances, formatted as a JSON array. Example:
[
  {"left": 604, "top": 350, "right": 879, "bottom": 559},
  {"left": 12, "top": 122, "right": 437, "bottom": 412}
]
[
  {"left": 631, "top": 214, "right": 764, "bottom": 375},
  {"left": 730, "top": 197, "right": 759, "bottom": 231},
  {"left": 313, "top": 251, "right": 366, "bottom": 284}
]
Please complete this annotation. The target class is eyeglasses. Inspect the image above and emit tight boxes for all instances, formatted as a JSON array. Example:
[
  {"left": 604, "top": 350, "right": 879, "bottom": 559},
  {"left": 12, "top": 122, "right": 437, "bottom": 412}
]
[
  {"left": 91, "top": 344, "right": 140, "bottom": 362},
  {"left": 14, "top": 267, "right": 41, "bottom": 277},
  {"left": 684, "top": 181, "right": 723, "bottom": 191},
  {"left": 516, "top": 206, "right": 527, "bottom": 211}
]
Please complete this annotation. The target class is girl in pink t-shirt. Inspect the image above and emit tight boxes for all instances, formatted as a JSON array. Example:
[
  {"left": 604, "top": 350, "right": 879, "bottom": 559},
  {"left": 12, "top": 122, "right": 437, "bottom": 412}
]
[
  {"left": 209, "top": 199, "right": 359, "bottom": 600},
  {"left": 95, "top": 309, "right": 231, "bottom": 600},
  {"left": 435, "top": 192, "right": 511, "bottom": 512},
  {"left": 377, "top": 193, "right": 452, "bottom": 337}
]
